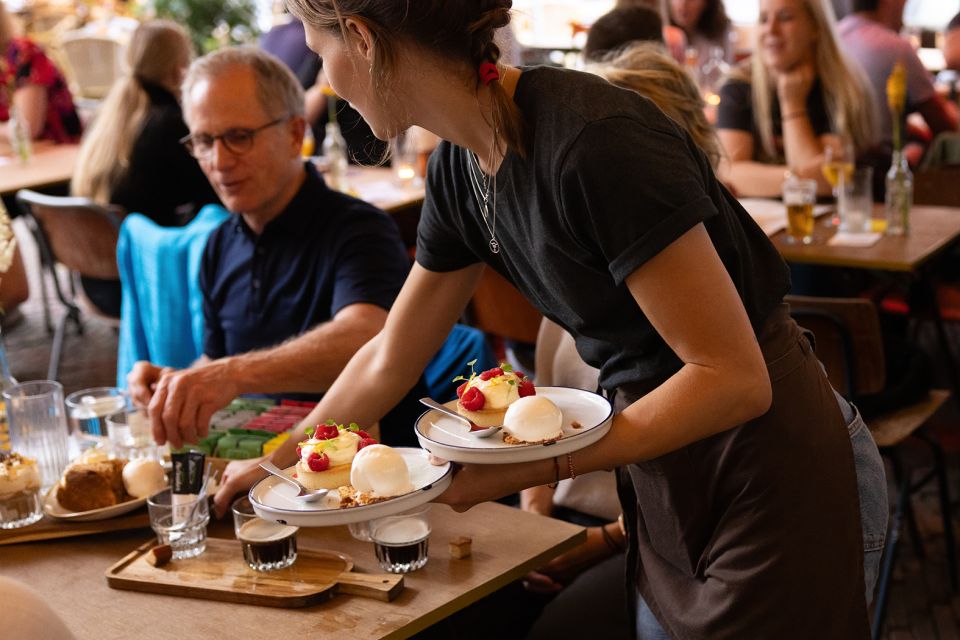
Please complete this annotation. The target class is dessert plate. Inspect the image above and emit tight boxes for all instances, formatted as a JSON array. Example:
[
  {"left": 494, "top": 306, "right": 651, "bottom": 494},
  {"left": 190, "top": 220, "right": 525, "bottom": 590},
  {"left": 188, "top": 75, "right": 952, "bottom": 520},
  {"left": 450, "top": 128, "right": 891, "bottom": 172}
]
[
  {"left": 415, "top": 386, "right": 613, "bottom": 465},
  {"left": 42, "top": 488, "right": 150, "bottom": 522},
  {"left": 249, "top": 448, "right": 452, "bottom": 527}
]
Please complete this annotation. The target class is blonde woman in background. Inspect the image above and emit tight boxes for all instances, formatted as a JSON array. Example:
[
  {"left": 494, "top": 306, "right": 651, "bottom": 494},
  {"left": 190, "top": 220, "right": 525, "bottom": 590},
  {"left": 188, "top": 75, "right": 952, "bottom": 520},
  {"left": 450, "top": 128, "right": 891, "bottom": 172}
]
[
  {"left": 71, "top": 20, "right": 218, "bottom": 317},
  {"left": 715, "top": 0, "right": 877, "bottom": 197}
]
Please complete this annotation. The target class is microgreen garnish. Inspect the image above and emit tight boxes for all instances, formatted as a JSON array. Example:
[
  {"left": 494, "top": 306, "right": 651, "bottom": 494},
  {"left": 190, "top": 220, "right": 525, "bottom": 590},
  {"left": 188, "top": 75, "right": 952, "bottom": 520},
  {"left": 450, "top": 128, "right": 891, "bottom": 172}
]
[
  {"left": 325, "top": 419, "right": 337, "bottom": 426},
  {"left": 501, "top": 363, "right": 513, "bottom": 373},
  {"left": 305, "top": 426, "right": 315, "bottom": 437},
  {"left": 348, "top": 422, "right": 360, "bottom": 431},
  {"left": 508, "top": 379, "right": 516, "bottom": 385},
  {"left": 452, "top": 359, "right": 480, "bottom": 384}
]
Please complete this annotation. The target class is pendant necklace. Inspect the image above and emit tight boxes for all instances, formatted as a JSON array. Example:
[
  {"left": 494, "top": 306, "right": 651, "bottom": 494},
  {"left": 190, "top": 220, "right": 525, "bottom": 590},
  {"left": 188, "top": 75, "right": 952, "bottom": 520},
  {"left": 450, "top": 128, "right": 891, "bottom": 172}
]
[{"left": 466, "top": 134, "right": 499, "bottom": 254}]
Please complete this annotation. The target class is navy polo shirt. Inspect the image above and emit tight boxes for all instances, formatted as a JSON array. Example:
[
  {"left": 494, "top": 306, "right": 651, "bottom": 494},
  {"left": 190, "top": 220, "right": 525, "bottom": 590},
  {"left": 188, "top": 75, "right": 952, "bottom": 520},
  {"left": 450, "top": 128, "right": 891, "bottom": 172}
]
[{"left": 200, "top": 163, "right": 410, "bottom": 360}]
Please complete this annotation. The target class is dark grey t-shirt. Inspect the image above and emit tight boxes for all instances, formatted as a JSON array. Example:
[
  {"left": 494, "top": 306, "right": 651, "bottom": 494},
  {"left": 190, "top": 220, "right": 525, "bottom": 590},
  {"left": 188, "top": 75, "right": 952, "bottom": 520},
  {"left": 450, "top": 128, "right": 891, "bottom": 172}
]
[{"left": 416, "top": 66, "right": 790, "bottom": 392}]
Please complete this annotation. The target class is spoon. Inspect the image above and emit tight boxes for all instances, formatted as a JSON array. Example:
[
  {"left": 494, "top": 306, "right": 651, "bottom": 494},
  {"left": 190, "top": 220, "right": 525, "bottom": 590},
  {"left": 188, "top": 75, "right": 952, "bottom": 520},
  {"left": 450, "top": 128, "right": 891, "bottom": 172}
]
[
  {"left": 259, "top": 461, "right": 329, "bottom": 502},
  {"left": 419, "top": 397, "right": 503, "bottom": 439}
]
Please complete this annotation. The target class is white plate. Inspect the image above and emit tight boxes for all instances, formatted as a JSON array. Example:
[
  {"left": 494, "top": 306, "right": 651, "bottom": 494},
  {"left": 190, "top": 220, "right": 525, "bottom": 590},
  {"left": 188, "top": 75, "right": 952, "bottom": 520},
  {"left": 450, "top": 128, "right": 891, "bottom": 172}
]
[
  {"left": 415, "top": 386, "right": 613, "bottom": 464},
  {"left": 42, "top": 487, "right": 150, "bottom": 522},
  {"left": 249, "top": 448, "right": 452, "bottom": 527}
]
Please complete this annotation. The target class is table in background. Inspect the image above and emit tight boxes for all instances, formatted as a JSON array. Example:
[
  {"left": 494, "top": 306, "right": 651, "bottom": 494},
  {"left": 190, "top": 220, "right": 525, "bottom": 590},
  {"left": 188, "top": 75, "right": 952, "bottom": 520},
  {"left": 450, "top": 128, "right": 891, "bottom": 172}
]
[
  {"left": 0, "top": 501, "right": 584, "bottom": 640},
  {"left": 0, "top": 142, "right": 79, "bottom": 197}
]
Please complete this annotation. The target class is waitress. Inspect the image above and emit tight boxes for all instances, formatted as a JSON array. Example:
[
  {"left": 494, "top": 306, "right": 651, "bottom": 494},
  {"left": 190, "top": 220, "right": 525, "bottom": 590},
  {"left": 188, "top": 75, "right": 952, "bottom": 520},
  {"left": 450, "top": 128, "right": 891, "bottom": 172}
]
[{"left": 175, "top": 2, "right": 884, "bottom": 638}]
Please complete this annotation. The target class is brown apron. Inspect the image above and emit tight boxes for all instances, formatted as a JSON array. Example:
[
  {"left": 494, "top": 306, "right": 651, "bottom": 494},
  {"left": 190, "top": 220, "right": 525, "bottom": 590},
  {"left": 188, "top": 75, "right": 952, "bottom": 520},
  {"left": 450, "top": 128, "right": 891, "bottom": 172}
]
[{"left": 616, "top": 304, "right": 869, "bottom": 639}]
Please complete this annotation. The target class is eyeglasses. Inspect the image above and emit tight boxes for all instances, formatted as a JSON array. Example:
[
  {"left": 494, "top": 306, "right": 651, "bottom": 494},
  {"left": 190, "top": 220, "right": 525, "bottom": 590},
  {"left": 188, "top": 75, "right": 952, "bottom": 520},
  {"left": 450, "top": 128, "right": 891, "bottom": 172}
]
[{"left": 180, "top": 116, "right": 288, "bottom": 159}]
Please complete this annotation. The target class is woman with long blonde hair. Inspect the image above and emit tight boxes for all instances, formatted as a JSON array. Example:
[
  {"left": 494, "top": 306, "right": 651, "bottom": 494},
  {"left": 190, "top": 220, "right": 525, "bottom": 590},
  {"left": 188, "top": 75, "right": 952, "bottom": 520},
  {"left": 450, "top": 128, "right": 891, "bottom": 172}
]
[
  {"left": 72, "top": 19, "right": 217, "bottom": 317},
  {"left": 589, "top": 42, "right": 723, "bottom": 169},
  {"left": 716, "top": 0, "right": 877, "bottom": 197}
]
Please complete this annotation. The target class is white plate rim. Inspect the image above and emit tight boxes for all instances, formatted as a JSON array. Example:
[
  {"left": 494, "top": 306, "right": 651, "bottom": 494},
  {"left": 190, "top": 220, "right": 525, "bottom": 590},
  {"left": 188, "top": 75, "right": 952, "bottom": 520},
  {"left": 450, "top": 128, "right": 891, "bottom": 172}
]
[
  {"left": 42, "top": 487, "right": 151, "bottom": 522},
  {"left": 414, "top": 386, "right": 613, "bottom": 464},
  {"left": 249, "top": 447, "right": 452, "bottom": 527}
]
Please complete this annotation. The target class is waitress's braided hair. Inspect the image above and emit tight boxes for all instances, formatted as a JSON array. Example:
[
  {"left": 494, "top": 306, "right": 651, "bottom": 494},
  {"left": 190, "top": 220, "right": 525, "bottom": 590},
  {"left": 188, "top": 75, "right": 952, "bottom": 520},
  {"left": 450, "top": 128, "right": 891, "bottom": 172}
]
[{"left": 286, "top": 0, "right": 525, "bottom": 156}]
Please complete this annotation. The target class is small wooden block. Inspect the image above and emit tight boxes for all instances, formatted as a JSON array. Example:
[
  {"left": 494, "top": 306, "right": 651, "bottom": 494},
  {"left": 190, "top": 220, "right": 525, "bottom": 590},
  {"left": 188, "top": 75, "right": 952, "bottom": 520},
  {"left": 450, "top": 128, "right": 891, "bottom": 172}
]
[
  {"left": 146, "top": 544, "right": 172, "bottom": 567},
  {"left": 449, "top": 536, "right": 472, "bottom": 559}
]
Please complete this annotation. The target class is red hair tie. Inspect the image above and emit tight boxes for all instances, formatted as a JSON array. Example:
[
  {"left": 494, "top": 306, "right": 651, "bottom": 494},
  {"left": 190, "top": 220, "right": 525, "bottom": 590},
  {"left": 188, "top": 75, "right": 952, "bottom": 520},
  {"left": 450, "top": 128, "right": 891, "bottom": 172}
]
[{"left": 479, "top": 61, "right": 500, "bottom": 86}]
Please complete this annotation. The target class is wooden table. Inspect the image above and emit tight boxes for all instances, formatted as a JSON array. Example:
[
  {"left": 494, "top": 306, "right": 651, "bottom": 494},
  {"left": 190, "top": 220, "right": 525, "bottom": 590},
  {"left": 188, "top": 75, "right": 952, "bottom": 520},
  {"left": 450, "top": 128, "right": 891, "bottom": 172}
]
[
  {"left": 1, "top": 501, "right": 584, "bottom": 640},
  {"left": 771, "top": 205, "right": 960, "bottom": 272},
  {"left": 336, "top": 165, "right": 425, "bottom": 249},
  {"left": 0, "top": 142, "right": 79, "bottom": 197}
]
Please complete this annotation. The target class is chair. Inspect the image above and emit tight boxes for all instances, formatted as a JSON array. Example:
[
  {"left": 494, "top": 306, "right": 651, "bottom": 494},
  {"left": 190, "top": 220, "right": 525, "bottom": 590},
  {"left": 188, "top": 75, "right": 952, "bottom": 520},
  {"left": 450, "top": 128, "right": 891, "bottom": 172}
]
[
  {"left": 15, "top": 189, "right": 124, "bottom": 381},
  {"left": 785, "top": 294, "right": 955, "bottom": 639},
  {"left": 58, "top": 32, "right": 124, "bottom": 101},
  {"left": 465, "top": 266, "right": 543, "bottom": 360}
]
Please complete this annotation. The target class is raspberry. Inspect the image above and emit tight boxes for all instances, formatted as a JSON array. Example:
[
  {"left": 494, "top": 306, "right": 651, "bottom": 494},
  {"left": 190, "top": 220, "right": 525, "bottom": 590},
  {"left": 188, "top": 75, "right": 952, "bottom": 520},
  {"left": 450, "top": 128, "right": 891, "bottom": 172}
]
[
  {"left": 307, "top": 453, "right": 330, "bottom": 472},
  {"left": 518, "top": 379, "right": 536, "bottom": 397},
  {"left": 296, "top": 446, "right": 302, "bottom": 458},
  {"left": 460, "top": 386, "right": 486, "bottom": 411},
  {"left": 315, "top": 424, "right": 340, "bottom": 440},
  {"left": 358, "top": 437, "right": 377, "bottom": 450},
  {"left": 515, "top": 371, "right": 526, "bottom": 379},
  {"left": 456, "top": 381, "right": 468, "bottom": 398},
  {"left": 292, "top": 472, "right": 297, "bottom": 478},
  {"left": 356, "top": 430, "right": 371, "bottom": 440},
  {"left": 479, "top": 367, "right": 504, "bottom": 381}
]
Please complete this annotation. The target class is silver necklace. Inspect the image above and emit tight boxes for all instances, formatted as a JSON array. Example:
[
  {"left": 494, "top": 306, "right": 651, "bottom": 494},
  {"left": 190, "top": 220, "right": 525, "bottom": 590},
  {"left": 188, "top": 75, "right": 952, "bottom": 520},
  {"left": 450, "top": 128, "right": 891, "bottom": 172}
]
[{"left": 466, "top": 138, "right": 499, "bottom": 254}]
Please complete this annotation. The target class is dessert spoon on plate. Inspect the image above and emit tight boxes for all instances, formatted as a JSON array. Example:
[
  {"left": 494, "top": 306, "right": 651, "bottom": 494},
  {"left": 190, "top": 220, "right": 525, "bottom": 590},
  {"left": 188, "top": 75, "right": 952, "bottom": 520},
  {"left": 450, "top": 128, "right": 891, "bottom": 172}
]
[
  {"left": 259, "top": 461, "right": 329, "bottom": 502},
  {"left": 419, "top": 397, "right": 502, "bottom": 438}
]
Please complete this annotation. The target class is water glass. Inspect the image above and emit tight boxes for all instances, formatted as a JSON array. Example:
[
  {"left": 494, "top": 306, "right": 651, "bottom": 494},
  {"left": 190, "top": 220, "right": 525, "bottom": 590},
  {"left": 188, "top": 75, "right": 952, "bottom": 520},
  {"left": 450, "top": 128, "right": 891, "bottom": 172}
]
[
  {"left": 391, "top": 130, "right": 418, "bottom": 188},
  {"left": 839, "top": 167, "right": 874, "bottom": 234},
  {"left": 232, "top": 496, "right": 298, "bottom": 571},
  {"left": 65, "top": 387, "right": 127, "bottom": 456},
  {"left": 148, "top": 488, "right": 209, "bottom": 560},
  {"left": 4, "top": 381, "right": 70, "bottom": 490},
  {"left": 783, "top": 177, "right": 817, "bottom": 245},
  {"left": 370, "top": 505, "right": 431, "bottom": 574},
  {"left": 106, "top": 408, "right": 158, "bottom": 461}
]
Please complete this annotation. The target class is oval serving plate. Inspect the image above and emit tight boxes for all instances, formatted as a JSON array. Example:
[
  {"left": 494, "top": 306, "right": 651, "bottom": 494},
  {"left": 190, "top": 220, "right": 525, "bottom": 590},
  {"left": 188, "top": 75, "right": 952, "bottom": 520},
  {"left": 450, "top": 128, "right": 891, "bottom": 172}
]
[
  {"left": 414, "top": 386, "right": 613, "bottom": 465},
  {"left": 250, "top": 447, "right": 452, "bottom": 527},
  {"left": 43, "top": 488, "right": 153, "bottom": 522}
]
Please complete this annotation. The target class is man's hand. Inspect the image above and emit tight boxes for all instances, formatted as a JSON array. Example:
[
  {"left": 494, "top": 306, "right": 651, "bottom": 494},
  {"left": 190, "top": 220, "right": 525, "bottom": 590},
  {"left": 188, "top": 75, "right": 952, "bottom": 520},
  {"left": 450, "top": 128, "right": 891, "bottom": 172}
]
[
  {"left": 127, "top": 361, "right": 171, "bottom": 409},
  {"left": 213, "top": 457, "right": 268, "bottom": 518},
  {"left": 148, "top": 360, "right": 240, "bottom": 449}
]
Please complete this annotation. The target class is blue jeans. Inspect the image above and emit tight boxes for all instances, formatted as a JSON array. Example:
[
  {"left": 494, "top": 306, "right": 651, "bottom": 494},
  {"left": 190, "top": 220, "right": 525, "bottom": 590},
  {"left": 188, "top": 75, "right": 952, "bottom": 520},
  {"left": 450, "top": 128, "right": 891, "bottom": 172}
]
[{"left": 636, "top": 393, "right": 888, "bottom": 639}]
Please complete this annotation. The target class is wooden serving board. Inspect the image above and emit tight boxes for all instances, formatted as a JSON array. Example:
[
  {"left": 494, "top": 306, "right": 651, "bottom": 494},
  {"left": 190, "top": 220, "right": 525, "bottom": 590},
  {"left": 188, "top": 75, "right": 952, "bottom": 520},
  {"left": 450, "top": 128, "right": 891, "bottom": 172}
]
[
  {"left": 106, "top": 538, "right": 404, "bottom": 606},
  {"left": 0, "top": 510, "right": 150, "bottom": 546}
]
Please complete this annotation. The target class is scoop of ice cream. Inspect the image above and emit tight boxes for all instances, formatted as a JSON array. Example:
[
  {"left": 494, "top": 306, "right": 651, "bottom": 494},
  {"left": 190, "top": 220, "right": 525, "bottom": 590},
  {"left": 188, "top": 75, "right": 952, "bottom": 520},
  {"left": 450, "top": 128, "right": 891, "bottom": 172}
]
[
  {"left": 466, "top": 374, "right": 520, "bottom": 409},
  {"left": 350, "top": 445, "right": 414, "bottom": 497},
  {"left": 122, "top": 459, "right": 167, "bottom": 499},
  {"left": 503, "top": 396, "right": 563, "bottom": 442}
]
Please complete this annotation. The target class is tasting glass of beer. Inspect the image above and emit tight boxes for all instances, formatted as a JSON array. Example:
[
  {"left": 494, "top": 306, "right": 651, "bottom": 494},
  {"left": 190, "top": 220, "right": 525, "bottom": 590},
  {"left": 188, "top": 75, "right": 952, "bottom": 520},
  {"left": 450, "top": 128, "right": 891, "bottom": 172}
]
[
  {"left": 232, "top": 496, "right": 298, "bottom": 571},
  {"left": 370, "top": 504, "right": 431, "bottom": 574},
  {"left": 783, "top": 176, "right": 817, "bottom": 245}
]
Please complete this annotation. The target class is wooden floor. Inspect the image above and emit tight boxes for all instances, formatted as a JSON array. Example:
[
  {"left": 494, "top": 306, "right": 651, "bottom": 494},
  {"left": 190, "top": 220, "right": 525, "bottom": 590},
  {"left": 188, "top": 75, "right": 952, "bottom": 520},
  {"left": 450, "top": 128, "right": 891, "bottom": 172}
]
[{"left": 4, "top": 219, "right": 960, "bottom": 639}]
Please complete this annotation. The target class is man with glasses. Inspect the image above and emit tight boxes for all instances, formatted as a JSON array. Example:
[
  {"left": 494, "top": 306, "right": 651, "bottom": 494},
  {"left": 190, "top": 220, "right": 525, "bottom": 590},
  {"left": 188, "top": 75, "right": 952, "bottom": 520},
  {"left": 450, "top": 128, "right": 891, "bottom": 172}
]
[{"left": 127, "top": 47, "right": 422, "bottom": 451}]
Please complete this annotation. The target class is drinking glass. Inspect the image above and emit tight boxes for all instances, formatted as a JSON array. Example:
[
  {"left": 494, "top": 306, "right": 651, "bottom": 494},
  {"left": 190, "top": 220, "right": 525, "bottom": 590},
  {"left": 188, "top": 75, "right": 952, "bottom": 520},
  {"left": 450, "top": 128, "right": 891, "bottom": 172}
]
[
  {"left": 839, "top": 167, "right": 874, "bottom": 234},
  {"left": 822, "top": 141, "right": 855, "bottom": 227},
  {"left": 391, "top": 130, "right": 418, "bottom": 188},
  {"left": 106, "top": 408, "right": 158, "bottom": 460},
  {"left": 783, "top": 176, "right": 818, "bottom": 245},
  {"left": 4, "top": 381, "right": 70, "bottom": 490},
  {"left": 148, "top": 488, "right": 209, "bottom": 560},
  {"left": 65, "top": 387, "right": 127, "bottom": 456},
  {"left": 232, "top": 496, "right": 298, "bottom": 571},
  {"left": 370, "top": 505, "right": 431, "bottom": 573}
]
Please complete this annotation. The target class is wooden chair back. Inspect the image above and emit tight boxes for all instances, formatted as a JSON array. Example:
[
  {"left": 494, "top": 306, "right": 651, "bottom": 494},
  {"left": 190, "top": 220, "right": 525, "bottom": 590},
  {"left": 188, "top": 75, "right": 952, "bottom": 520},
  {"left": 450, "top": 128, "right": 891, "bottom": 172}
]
[
  {"left": 785, "top": 295, "right": 886, "bottom": 398},
  {"left": 467, "top": 267, "right": 543, "bottom": 345}
]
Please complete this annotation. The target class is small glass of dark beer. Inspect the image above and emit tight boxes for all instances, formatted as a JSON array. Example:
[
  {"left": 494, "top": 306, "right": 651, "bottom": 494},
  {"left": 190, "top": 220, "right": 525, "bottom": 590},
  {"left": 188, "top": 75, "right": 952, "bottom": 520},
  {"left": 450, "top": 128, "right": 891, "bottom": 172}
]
[
  {"left": 232, "top": 496, "right": 298, "bottom": 571},
  {"left": 370, "top": 505, "right": 431, "bottom": 573}
]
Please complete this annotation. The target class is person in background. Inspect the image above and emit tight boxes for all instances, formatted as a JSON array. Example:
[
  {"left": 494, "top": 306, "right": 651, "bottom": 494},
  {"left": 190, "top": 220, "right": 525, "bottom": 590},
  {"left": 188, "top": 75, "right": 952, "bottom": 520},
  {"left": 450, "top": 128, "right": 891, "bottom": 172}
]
[
  {"left": 716, "top": 0, "right": 876, "bottom": 197},
  {"left": 946, "top": 13, "right": 960, "bottom": 72},
  {"left": 128, "top": 47, "right": 424, "bottom": 449},
  {"left": 0, "top": 0, "right": 80, "bottom": 144},
  {"left": 615, "top": 0, "right": 687, "bottom": 63},
  {"left": 583, "top": 6, "right": 666, "bottom": 63},
  {"left": 206, "top": 2, "right": 884, "bottom": 638},
  {"left": 664, "top": 0, "right": 733, "bottom": 62},
  {"left": 837, "top": 0, "right": 958, "bottom": 164},
  {"left": 71, "top": 20, "right": 219, "bottom": 317}
]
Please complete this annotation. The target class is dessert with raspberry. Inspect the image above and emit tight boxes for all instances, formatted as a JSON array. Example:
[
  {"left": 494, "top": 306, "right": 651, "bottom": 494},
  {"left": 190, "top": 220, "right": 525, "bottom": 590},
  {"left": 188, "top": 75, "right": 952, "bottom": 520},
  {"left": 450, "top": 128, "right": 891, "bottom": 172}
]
[
  {"left": 454, "top": 362, "right": 536, "bottom": 428},
  {"left": 295, "top": 422, "right": 377, "bottom": 490}
]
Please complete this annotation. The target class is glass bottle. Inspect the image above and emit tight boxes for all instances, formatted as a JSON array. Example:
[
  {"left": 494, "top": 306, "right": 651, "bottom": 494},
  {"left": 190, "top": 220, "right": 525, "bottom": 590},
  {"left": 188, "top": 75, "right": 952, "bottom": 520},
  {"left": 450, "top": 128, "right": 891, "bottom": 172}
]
[
  {"left": 884, "top": 149, "right": 912, "bottom": 236},
  {"left": 8, "top": 106, "right": 32, "bottom": 166},
  {"left": 322, "top": 121, "right": 349, "bottom": 192}
]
